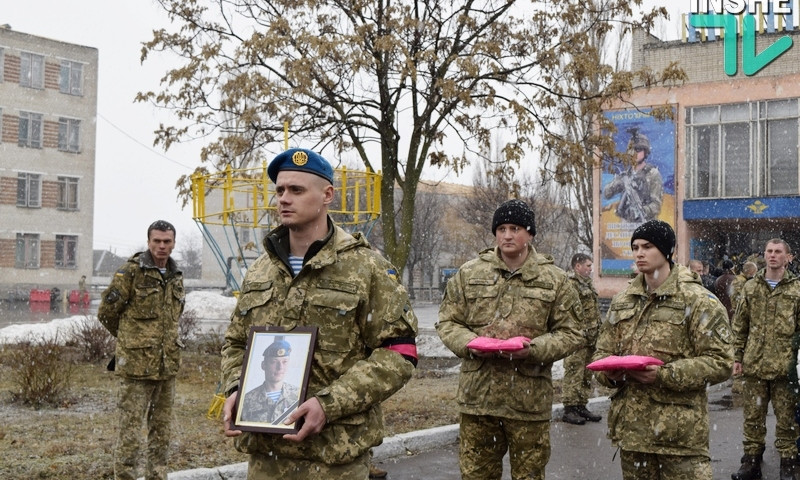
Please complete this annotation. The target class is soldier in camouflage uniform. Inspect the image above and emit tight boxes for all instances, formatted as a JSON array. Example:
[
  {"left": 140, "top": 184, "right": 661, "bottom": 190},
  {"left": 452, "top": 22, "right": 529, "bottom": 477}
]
[
  {"left": 731, "top": 261, "right": 757, "bottom": 307},
  {"left": 561, "top": 253, "right": 603, "bottom": 425},
  {"left": 240, "top": 338, "right": 301, "bottom": 424},
  {"left": 593, "top": 220, "right": 733, "bottom": 480},
  {"left": 732, "top": 239, "right": 800, "bottom": 480},
  {"left": 602, "top": 131, "right": 663, "bottom": 223},
  {"left": 97, "top": 220, "right": 185, "bottom": 480},
  {"left": 220, "top": 148, "right": 418, "bottom": 480},
  {"left": 436, "top": 199, "right": 584, "bottom": 480}
]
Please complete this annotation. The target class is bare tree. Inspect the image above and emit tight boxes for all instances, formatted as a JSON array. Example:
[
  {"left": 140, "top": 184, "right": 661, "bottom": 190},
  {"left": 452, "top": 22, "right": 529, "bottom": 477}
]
[
  {"left": 177, "top": 233, "right": 203, "bottom": 279},
  {"left": 404, "top": 189, "right": 445, "bottom": 299},
  {"left": 539, "top": 1, "right": 683, "bottom": 252},
  {"left": 140, "top": 0, "right": 682, "bottom": 274}
]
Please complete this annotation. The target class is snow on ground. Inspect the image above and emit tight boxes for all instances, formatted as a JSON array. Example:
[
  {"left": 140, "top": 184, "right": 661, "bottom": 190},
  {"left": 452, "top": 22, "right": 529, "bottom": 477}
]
[{"left": 0, "top": 290, "right": 237, "bottom": 345}]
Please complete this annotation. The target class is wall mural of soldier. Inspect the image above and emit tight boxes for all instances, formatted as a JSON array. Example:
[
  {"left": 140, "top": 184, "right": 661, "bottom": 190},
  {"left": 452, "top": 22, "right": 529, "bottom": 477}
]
[{"left": 600, "top": 108, "right": 676, "bottom": 276}]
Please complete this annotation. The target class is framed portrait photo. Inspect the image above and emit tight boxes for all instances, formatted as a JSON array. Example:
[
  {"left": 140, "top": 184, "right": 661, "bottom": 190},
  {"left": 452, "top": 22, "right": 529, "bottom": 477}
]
[{"left": 233, "top": 326, "right": 317, "bottom": 434}]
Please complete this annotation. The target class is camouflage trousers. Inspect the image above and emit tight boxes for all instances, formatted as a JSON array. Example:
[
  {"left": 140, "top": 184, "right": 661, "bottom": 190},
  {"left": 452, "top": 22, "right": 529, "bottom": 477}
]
[
  {"left": 247, "top": 449, "right": 370, "bottom": 479},
  {"left": 620, "top": 450, "right": 711, "bottom": 480},
  {"left": 741, "top": 376, "right": 799, "bottom": 458},
  {"left": 114, "top": 376, "right": 175, "bottom": 480},
  {"left": 561, "top": 345, "right": 595, "bottom": 407},
  {"left": 459, "top": 413, "right": 549, "bottom": 480}
]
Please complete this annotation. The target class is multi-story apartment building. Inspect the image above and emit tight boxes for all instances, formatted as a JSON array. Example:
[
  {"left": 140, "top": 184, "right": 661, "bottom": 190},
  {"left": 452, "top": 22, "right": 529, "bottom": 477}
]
[{"left": 0, "top": 26, "right": 98, "bottom": 299}]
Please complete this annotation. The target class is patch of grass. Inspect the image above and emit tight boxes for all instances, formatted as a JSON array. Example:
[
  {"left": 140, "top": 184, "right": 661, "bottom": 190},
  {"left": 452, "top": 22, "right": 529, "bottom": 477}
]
[{"left": 0, "top": 347, "right": 460, "bottom": 479}]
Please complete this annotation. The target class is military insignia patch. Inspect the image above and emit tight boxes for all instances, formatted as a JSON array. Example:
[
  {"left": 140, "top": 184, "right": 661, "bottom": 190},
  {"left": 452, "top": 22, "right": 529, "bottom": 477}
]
[
  {"left": 292, "top": 151, "right": 309, "bottom": 166},
  {"left": 387, "top": 269, "right": 398, "bottom": 281}
]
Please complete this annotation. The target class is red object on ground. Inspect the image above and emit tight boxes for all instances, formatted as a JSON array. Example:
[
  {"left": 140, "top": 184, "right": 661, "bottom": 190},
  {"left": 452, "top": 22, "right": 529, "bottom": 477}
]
[
  {"left": 586, "top": 355, "right": 665, "bottom": 371},
  {"left": 29, "top": 289, "right": 50, "bottom": 303},
  {"left": 466, "top": 336, "right": 532, "bottom": 352},
  {"left": 68, "top": 290, "right": 90, "bottom": 306}
]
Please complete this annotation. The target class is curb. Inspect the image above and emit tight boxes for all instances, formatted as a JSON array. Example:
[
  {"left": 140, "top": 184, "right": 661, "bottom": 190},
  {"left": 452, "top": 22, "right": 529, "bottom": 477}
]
[{"left": 160, "top": 396, "right": 613, "bottom": 479}]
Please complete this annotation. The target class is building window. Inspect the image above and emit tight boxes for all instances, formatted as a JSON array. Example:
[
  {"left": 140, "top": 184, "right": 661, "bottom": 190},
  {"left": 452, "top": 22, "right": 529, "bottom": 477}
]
[
  {"left": 58, "top": 176, "right": 79, "bottom": 210},
  {"left": 55, "top": 235, "right": 78, "bottom": 268},
  {"left": 58, "top": 118, "right": 80, "bottom": 152},
  {"left": 19, "top": 112, "right": 43, "bottom": 148},
  {"left": 59, "top": 60, "right": 83, "bottom": 96},
  {"left": 19, "top": 52, "right": 44, "bottom": 89},
  {"left": 686, "top": 99, "right": 800, "bottom": 199},
  {"left": 15, "top": 233, "right": 40, "bottom": 268},
  {"left": 17, "top": 172, "right": 41, "bottom": 207}
]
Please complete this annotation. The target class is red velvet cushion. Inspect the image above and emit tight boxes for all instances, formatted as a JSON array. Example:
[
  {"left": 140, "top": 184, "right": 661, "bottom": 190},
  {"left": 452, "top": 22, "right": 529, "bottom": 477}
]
[
  {"left": 586, "top": 355, "right": 665, "bottom": 371},
  {"left": 466, "top": 336, "right": 531, "bottom": 352}
]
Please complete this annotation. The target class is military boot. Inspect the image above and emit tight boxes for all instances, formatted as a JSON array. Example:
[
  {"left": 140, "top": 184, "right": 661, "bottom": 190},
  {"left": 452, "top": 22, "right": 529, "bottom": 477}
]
[
  {"left": 562, "top": 406, "right": 586, "bottom": 425},
  {"left": 575, "top": 405, "right": 602, "bottom": 422},
  {"left": 780, "top": 457, "right": 796, "bottom": 480},
  {"left": 731, "top": 454, "right": 762, "bottom": 480}
]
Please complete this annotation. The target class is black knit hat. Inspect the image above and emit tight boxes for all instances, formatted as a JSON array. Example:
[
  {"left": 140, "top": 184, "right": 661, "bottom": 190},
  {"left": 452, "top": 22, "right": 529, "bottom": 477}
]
[
  {"left": 631, "top": 220, "right": 675, "bottom": 264},
  {"left": 492, "top": 199, "right": 536, "bottom": 236}
]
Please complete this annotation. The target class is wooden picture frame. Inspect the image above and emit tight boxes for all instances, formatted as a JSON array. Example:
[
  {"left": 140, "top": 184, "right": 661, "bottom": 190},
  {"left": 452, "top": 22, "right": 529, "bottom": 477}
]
[{"left": 233, "top": 326, "right": 317, "bottom": 434}]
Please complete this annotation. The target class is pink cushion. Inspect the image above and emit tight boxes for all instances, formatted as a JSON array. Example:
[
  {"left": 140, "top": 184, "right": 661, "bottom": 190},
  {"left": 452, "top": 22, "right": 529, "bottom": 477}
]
[
  {"left": 586, "top": 355, "right": 665, "bottom": 371},
  {"left": 466, "top": 336, "right": 531, "bottom": 352}
]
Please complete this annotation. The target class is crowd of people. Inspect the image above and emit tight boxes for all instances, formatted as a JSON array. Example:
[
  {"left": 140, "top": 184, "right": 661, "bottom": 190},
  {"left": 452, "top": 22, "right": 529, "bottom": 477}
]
[{"left": 94, "top": 147, "right": 800, "bottom": 480}]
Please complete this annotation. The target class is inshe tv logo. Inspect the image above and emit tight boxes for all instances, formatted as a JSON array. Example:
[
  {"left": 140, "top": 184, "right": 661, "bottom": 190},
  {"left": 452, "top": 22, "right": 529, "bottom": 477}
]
[{"left": 689, "top": 0, "right": 794, "bottom": 76}]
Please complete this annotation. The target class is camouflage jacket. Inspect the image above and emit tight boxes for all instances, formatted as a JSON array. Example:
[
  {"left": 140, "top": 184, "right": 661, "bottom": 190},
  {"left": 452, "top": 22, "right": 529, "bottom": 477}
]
[
  {"left": 730, "top": 273, "right": 748, "bottom": 305},
  {"left": 239, "top": 382, "right": 300, "bottom": 424},
  {"left": 732, "top": 269, "right": 800, "bottom": 379},
  {"left": 436, "top": 246, "right": 584, "bottom": 422},
  {"left": 221, "top": 219, "right": 418, "bottom": 465},
  {"left": 594, "top": 265, "right": 733, "bottom": 456},
  {"left": 97, "top": 251, "right": 185, "bottom": 380},
  {"left": 568, "top": 271, "right": 602, "bottom": 346}
]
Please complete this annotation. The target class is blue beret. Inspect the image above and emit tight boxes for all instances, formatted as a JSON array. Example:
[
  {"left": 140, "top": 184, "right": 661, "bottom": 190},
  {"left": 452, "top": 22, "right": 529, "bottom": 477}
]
[
  {"left": 267, "top": 148, "right": 334, "bottom": 184},
  {"left": 264, "top": 340, "right": 292, "bottom": 358}
]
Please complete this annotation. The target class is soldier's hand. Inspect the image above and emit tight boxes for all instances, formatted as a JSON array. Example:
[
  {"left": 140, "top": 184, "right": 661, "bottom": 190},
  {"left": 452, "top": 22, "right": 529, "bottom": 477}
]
[
  {"left": 222, "top": 392, "right": 242, "bottom": 437},
  {"left": 469, "top": 348, "right": 495, "bottom": 358},
  {"left": 496, "top": 342, "right": 531, "bottom": 360},
  {"left": 733, "top": 361, "right": 743, "bottom": 376},
  {"left": 626, "top": 365, "right": 659, "bottom": 384},
  {"left": 283, "top": 397, "right": 326, "bottom": 443}
]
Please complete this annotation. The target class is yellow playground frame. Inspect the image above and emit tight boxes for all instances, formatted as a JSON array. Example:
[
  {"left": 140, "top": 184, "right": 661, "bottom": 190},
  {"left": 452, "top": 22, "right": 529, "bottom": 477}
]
[{"left": 190, "top": 162, "right": 382, "bottom": 293}]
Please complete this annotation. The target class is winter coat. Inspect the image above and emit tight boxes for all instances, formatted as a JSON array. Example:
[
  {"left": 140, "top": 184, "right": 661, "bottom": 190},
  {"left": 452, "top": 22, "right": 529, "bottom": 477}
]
[
  {"left": 436, "top": 245, "right": 584, "bottom": 422},
  {"left": 594, "top": 264, "right": 733, "bottom": 457},
  {"left": 221, "top": 219, "right": 418, "bottom": 465},
  {"left": 98, "top": 251, "right": 185, "bottom": 380},
  {"left": 733, "top": 269, "right": 800, "bottom": 379}
]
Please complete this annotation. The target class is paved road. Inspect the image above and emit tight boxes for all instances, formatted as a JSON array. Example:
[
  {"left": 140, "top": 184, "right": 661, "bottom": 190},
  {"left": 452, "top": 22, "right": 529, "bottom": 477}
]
[{"left": 372, "top": 385, "right": 781, "bottom": 480}]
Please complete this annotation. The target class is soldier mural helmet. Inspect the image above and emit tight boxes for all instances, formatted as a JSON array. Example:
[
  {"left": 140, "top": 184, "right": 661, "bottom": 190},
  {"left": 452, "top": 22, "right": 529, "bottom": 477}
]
[{"left": 628, "top": 129, "right": 651, "bottom": 157}]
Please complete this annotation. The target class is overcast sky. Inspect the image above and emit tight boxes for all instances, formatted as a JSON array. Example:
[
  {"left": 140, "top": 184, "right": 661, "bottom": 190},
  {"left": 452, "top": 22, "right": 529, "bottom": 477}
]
[
  {"left": 2, "top": 1, "right": 686, "bottom": 258},
  {"left": 3, "top": 0, "right": 207, "bottom": 257}
]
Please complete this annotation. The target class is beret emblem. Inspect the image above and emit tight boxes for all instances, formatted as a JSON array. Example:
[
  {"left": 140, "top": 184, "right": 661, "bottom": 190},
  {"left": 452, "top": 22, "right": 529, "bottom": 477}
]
[{"left": 292, "top": 151, "right": 309, "bottom": 166}]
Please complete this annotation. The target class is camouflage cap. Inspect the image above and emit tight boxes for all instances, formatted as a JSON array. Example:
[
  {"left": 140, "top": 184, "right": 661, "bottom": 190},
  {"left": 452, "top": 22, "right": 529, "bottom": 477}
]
[
  {"left": 264, "top": 339, "right": 292, "bottom": 358},
  {"left": 267, "top": 148, "right": 334, "bottom": 184}
]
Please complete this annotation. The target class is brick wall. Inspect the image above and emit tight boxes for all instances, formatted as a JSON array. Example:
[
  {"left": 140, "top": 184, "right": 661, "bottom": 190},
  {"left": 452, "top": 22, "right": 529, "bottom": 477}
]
[
  {"left": 43, "top": 119, "right": 59, "bottom": 149},
  {"left": 2, "top": 114, "right": 17, "bottom": 144},
  {"left": 3, "top": 54, "right": 19, "bottom": 83},
  {"left": 39, "top": 240, "right": 55, "bottom": 269},
  {"left": 0, "top": 239, "right": 15, "bottom": 268},
  {"left": 0, "top": 176, "right": 16, "bottom": 205},
  {"left": 41, "top": 180, "right": 59, "bottom": 208},
  {"left": 44, "top": 61, "right": 59, "bottom": 90}
]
